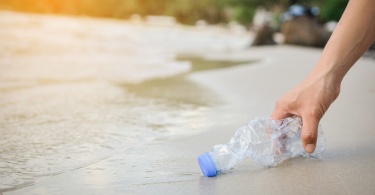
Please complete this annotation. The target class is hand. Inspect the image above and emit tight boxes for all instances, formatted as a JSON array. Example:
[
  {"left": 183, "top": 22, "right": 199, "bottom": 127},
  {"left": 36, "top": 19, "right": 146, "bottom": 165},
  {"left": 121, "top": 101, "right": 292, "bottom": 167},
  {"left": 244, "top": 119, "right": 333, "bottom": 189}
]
[
  {"left": 272, "top": 0, "right": 375, "bottom": 154},
  {"left": 271, "top": 71, "right": 340, "bottom": 153}
]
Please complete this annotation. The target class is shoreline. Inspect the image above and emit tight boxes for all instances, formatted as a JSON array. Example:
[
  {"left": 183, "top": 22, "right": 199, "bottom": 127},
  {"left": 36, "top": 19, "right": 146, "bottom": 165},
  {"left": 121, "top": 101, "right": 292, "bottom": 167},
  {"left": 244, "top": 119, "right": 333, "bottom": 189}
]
[
  {"left": 5, "top": 45, "right": 375, "bottom": 194},
  {"left": 0, "top": 10, "right": 252, "bottom": 194}
]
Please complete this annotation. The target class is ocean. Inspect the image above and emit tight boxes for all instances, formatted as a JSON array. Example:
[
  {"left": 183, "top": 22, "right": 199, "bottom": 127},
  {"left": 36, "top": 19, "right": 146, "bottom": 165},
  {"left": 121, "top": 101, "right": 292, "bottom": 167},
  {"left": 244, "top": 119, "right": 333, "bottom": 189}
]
[{"left": 0, "top": 11, "right": 250, "bottom": 192}]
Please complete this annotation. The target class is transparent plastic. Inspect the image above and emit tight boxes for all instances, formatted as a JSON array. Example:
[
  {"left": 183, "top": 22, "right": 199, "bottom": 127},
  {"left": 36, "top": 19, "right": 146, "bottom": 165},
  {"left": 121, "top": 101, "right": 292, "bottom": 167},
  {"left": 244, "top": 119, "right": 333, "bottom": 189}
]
[{"left": 198, "top": 117, "right": 326, "bottom": 177}]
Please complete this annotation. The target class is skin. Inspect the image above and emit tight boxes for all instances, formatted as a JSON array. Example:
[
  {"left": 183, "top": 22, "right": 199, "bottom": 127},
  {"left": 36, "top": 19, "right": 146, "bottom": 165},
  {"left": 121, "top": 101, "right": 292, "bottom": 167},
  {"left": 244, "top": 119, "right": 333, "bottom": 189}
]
[{"left": 272, "top": 0, "right": 375, "bottom": 153}]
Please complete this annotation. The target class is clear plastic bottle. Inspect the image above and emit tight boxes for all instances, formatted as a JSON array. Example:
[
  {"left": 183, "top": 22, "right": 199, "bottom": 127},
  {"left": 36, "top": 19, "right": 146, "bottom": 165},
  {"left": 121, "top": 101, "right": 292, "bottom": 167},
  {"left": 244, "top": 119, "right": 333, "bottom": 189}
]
[{"left": 198, "top": 117, "right": 326, "bottom": 177}]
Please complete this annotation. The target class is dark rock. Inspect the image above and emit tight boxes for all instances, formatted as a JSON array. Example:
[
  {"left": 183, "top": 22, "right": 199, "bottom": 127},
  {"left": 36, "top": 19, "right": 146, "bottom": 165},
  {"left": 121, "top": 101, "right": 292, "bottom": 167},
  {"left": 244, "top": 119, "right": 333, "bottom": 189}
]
[
  {"left": 281, "top": 15, "right": 331, "bottom": 47},
  {"left": 251, "top": 25, "right": 276, "bottom": 46}
]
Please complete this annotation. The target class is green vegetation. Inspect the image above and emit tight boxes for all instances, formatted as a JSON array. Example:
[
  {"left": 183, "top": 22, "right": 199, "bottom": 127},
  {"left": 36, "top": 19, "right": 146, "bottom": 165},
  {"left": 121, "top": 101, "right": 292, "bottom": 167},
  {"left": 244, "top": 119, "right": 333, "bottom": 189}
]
[
  {"left": 320, "top": 0, "right": 349, "bottom": 22},
  {"left": 0, "top": 0, "right": 348, "bottom": 25}
]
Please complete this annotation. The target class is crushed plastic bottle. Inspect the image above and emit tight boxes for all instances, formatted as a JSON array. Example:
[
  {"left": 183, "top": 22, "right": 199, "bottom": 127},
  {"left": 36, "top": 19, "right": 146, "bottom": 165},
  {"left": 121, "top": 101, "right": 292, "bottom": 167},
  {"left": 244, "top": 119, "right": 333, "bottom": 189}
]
[{"left": 198, "top": 117, "right": 326, "bottom": 177}]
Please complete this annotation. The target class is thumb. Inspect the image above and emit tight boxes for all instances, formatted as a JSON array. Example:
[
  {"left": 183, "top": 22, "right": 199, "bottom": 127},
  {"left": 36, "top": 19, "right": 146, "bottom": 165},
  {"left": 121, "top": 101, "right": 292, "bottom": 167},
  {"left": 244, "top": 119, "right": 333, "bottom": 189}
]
[{"left": 301, "top": 114, "right": 319, "bottom": 153}]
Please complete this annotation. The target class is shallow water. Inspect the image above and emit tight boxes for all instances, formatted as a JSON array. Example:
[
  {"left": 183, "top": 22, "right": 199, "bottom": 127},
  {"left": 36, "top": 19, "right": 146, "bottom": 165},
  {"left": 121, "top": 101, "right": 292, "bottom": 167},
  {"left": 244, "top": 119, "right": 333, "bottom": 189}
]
[
  {"left": 0, "top": 80, "right": 210, "bottom": 191},
  {"left": 0, "top": 11, "right": 250, "bottom": 192}
]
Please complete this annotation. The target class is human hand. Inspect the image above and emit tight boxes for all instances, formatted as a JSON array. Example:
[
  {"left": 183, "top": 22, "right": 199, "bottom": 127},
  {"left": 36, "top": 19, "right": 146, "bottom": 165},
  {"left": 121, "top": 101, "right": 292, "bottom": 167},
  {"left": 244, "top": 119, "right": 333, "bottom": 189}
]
[{"left": 271, "top": 71, "right": 341, "bottom": 153}]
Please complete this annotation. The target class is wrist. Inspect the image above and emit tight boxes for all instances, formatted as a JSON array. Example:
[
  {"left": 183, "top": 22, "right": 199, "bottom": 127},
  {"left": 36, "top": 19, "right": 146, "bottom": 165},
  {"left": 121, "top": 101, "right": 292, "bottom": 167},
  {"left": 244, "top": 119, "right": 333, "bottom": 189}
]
[{"left": 309, "top": 62, "right": 342, "bottom": 99}]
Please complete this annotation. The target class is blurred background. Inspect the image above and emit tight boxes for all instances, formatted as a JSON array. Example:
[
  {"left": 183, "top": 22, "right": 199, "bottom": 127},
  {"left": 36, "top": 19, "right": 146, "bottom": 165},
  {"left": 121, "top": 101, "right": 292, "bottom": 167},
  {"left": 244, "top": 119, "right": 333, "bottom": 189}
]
[
  {"left": 0, "top": 0, "right": 348, "bottom": 24},
  {"left": 0, "top": 0, "right": 352, "bottom": 47}
]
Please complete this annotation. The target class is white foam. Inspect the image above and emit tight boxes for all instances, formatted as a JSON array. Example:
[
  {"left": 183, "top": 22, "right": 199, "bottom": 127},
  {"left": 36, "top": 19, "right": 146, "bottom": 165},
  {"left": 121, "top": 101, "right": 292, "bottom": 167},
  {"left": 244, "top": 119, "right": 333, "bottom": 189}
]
[{"left": 0, "top": 11, "right": 251, "bottom": 85}]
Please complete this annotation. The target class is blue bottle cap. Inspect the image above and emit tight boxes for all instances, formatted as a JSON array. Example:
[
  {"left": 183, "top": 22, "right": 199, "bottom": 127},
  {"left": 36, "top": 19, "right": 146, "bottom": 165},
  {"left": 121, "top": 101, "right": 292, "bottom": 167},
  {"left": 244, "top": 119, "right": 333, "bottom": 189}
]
[{"left": 198, "top": 152, "right": 217, "bottom": 177}]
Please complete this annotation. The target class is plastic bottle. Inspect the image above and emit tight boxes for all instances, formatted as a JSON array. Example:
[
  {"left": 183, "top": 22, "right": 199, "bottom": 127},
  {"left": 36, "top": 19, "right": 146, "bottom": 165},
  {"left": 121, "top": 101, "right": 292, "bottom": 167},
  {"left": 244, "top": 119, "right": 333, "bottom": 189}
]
[{"left": 198, "top": 117, "right": 326, "bottom": 177}]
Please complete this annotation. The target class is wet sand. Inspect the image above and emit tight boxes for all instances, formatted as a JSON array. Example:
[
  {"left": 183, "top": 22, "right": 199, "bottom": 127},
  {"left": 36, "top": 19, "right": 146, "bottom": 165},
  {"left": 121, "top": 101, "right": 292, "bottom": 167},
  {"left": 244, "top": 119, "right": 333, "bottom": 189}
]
[
  {"left": 6, "top": 46, "right": 375, "bottom": 194},
  {"left": 0, "top": 11, "right": 251, "bottom": 193}
]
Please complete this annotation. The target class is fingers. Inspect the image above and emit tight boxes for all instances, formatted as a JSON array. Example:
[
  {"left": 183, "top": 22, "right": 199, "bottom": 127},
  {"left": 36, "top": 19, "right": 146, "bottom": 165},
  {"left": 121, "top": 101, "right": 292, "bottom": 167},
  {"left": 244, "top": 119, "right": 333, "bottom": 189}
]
[
  {"left": 301, "top": 114, "right": 319, "bottom": 153},
  {"left": 272, "top": 99, "right": 321, "bottom": 154},
  {"left": 271, "top": 100, "right": 293, "bottom": 120}
]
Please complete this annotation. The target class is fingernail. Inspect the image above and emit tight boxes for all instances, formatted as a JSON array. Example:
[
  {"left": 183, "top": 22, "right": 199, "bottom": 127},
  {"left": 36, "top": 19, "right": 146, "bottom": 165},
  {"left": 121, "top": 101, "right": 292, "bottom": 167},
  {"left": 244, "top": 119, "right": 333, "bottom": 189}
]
[{"left": 305, "top": 144, "right": 316, "bottom": 153}]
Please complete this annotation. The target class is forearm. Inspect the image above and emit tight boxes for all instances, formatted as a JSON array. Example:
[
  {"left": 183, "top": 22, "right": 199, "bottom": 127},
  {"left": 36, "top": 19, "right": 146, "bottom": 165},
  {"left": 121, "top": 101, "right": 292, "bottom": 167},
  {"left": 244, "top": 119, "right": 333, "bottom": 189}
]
[
  {"left": 272, "top": 0, "right": 375, "bottom": 153},
  {"left": 313, "top": 0, "right": 375, "bottom": 84}
]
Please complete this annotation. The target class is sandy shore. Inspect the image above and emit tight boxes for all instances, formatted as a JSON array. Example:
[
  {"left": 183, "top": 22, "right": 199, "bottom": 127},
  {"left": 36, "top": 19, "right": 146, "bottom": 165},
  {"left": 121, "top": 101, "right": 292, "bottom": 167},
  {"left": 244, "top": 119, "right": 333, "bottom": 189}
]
[{"left": 5, "top": 46, "right": 375, "bottom": 194}]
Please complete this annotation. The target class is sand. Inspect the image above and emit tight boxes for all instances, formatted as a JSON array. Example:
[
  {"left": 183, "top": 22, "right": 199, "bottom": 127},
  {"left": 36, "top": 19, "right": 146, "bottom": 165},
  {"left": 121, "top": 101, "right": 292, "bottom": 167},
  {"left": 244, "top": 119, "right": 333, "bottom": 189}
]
[{"left": 5, "top": 46, "right": 375, "bottom": 195}]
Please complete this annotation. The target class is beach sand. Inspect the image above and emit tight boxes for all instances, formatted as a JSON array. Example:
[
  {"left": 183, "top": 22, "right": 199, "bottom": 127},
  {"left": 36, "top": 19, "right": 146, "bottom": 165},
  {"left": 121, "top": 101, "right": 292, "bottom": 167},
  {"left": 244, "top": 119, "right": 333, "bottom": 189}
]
[{"left": 5, "top": 46, "right": 375, "bottom": 194}]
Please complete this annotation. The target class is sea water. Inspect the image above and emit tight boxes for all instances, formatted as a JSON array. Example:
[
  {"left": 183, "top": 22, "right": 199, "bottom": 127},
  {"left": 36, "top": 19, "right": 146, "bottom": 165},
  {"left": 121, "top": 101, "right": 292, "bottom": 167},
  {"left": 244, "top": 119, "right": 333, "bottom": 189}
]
[{"left": 0, "top": 12, "right": 250, "bottom": 192}]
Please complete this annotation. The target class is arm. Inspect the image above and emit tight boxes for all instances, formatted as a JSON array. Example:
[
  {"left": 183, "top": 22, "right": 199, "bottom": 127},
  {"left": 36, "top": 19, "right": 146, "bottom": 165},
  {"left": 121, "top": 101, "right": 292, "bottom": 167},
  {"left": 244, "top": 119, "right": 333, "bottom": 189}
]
[{"left": 272, "top": 0, "right": 375, "bottom": 153}]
